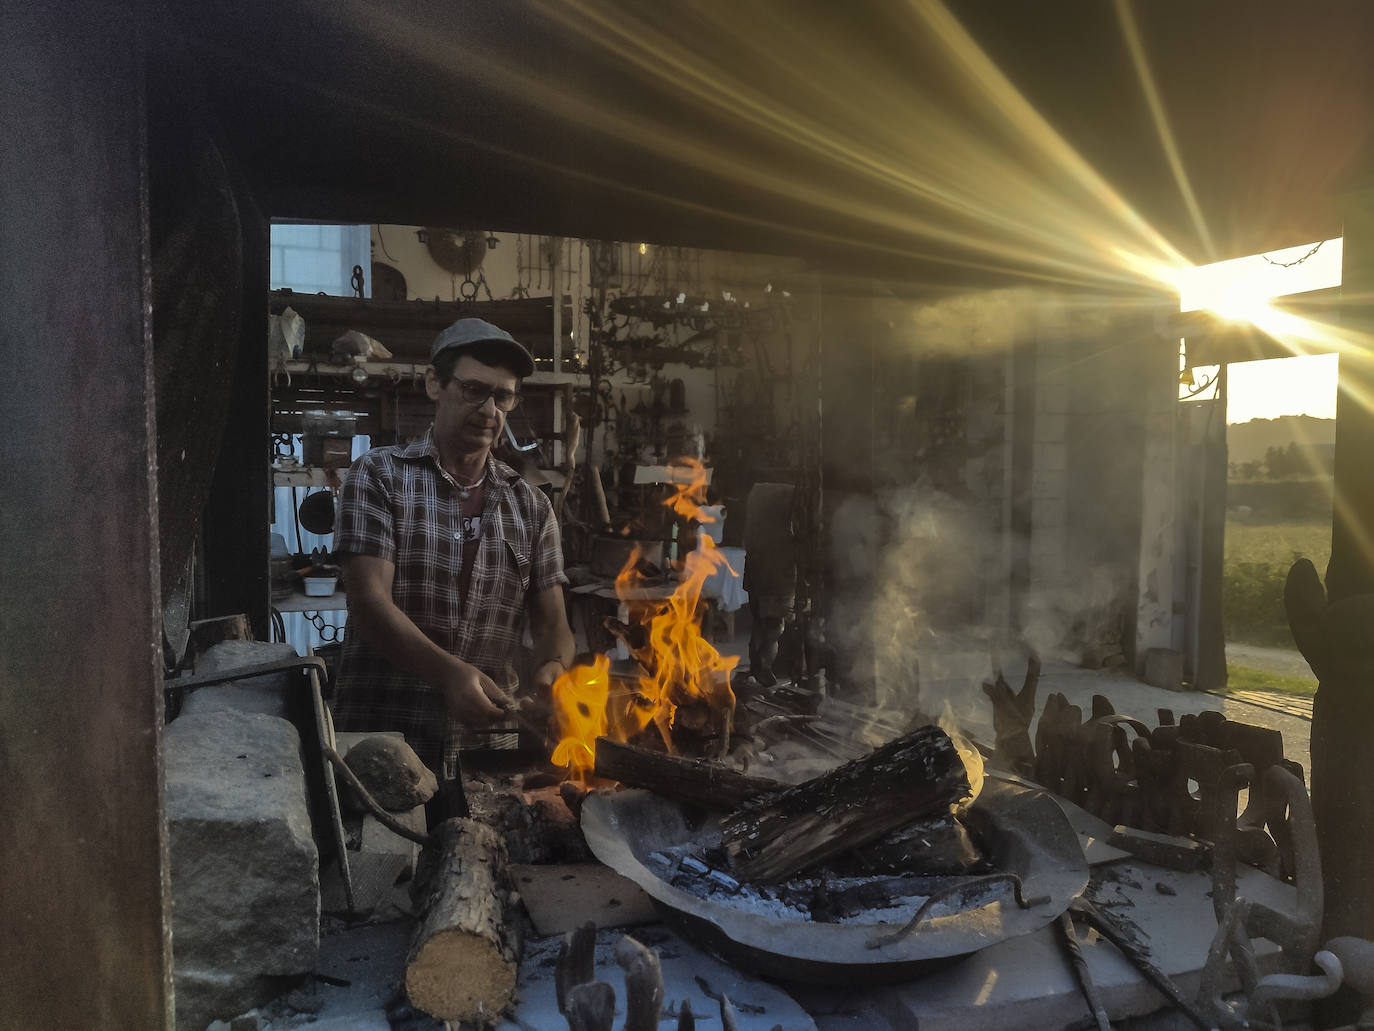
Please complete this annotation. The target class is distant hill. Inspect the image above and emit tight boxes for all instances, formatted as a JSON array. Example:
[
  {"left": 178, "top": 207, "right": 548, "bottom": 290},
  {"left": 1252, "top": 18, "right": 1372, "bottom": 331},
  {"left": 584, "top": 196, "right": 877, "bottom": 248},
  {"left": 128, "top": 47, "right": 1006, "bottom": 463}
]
[{"left": 1228, "top": 415, "right": 1335, "bottom": 465}]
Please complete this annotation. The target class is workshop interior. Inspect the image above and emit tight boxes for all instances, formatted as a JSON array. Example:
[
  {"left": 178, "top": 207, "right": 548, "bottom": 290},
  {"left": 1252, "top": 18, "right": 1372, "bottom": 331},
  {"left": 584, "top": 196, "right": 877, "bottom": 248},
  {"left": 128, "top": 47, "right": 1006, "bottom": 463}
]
[{"left": 8, "top": 2, "right": 1374, "bottom": 1029}]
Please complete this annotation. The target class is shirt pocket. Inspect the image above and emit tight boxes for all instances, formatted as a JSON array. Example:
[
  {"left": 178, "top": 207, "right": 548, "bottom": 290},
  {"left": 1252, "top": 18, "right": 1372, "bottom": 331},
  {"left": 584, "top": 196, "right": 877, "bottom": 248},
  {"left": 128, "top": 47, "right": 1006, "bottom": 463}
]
[{"left": 504, "top": 538, "right": 532, "bottom": 593}]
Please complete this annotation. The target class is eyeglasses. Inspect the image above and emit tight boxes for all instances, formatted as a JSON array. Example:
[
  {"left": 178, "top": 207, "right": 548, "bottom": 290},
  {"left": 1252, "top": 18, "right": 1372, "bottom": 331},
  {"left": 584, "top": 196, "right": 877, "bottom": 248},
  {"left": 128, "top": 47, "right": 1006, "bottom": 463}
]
[{"left": 446, "top": 377, "right": 522, "bottom": 411}]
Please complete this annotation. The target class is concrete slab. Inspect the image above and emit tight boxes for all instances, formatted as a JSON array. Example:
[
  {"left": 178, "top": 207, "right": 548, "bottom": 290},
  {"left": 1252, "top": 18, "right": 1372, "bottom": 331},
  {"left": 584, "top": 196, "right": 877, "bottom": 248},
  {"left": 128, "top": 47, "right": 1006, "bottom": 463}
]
[
  {"left": 494, "top": 926, "right": 817, "bottom": 1031},
  {"left": 868, "top": 860, "right": 1294, "bottom": 1031},
  {"left": 257, "top": 920, "right": 411, "bottom": 1030},
  {"left": 511, "top": 862, "right": 659, "bottom": 936}
]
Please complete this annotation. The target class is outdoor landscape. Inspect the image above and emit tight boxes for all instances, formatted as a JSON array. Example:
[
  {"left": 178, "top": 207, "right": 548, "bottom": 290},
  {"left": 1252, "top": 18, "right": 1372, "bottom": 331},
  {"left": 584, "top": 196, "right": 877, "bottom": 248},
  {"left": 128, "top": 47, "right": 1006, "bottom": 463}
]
[{"left": 1224, "top": 414, "right": 1333, "bottom": 695}]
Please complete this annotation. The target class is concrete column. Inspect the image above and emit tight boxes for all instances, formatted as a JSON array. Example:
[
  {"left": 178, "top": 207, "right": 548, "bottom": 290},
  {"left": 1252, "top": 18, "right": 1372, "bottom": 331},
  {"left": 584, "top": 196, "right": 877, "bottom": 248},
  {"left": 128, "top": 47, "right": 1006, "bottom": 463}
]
[
  {"left": 1027, "top": 338, "right": 1070, "bottom": 614},
  {"left": 0, "top": 1, "right": 171, "bottom": 1027},
  {"left": 1135, "top": 328, "right": 1183, "bottom": 663}
]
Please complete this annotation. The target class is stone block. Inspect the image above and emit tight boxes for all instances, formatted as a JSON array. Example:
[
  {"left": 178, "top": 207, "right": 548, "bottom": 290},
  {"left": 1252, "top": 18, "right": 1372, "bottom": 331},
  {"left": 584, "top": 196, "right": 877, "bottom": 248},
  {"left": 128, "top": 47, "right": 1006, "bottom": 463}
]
[
  {"left": 1039, "top": 383, "right": 1070, "bottom": 415},
  {"left": 1034, "top": 440, "right": 1067, "bottom": 471},
  {"left": 343, "top": 734, "right": 438, "bottom": 811},
  {"left": 360, "top": 806, "right": 426, "bottom": 861},
  {"left": 1035, "top": 413, "right": 1067, "bottom": 443},
  {"left": 1143, "top": 647, "right": 1185, "bottom": 691},
  {"left": 167, "top": 710, "right": 320, "bottom": 1031},
  {"left": 1031, "top": 469, "right": 1066, "bottom": 500},
  {"left": 179, "top": 640, "right": 302, "bottom": 719}
]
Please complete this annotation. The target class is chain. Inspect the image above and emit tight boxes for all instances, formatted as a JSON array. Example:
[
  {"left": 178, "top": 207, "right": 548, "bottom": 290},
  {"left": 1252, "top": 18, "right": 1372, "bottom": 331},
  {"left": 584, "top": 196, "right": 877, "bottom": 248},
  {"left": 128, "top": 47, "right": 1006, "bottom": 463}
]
[
  {"left": 1261, "top": 239, "right": 1325, "bottom": 268},
  {"left": 304, "top": 609, "right": 346, "bottom": 643},
  {"left": 513, "top": 234, "right": 529, "bottom": 298},
  {"left": 457, "top": 268, "right": 495, "bottom": 303}
]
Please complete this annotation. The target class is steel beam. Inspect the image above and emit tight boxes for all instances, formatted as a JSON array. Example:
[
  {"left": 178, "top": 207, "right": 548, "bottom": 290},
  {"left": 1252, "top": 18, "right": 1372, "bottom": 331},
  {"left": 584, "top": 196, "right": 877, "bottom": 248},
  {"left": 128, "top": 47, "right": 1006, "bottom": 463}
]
[{"left": 0, "top": 0, "right": 171, "bottom": 1027}]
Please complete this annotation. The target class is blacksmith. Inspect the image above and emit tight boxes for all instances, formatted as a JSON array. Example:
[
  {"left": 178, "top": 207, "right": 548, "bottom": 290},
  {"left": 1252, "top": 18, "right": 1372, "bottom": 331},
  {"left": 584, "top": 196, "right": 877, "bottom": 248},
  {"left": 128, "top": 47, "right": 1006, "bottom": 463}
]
[{"left": 332, "top": 317, "right": 574, "bottom": 816}]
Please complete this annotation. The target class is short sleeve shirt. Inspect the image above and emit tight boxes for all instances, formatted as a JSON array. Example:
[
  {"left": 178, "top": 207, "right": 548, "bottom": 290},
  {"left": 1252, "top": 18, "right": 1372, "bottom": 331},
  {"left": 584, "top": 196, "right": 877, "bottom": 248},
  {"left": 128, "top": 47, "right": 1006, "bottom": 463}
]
[{"left": 331, "top": 429, "right": 566, "bottom": 769}]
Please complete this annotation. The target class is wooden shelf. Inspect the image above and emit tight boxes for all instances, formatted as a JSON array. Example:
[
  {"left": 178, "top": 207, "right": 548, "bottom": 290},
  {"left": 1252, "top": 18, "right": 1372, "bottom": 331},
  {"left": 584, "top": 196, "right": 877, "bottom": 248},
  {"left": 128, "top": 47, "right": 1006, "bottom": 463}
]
[
  {"left": 272, "top": 465, "right": 346, "bottom": 487},
  {"left": 277, "top": 358, "right": 587, "bottom": 387},
  {"left": 273, "top": 587, "right": 347, "bottom": 613}
]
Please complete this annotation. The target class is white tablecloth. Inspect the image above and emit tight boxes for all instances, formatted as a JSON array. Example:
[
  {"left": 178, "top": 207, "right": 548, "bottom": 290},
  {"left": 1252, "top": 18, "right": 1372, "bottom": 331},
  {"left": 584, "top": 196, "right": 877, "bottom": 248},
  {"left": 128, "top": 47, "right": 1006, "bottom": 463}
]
[{"left": 700, "top": 545, "right": 748, "bottom": 612}]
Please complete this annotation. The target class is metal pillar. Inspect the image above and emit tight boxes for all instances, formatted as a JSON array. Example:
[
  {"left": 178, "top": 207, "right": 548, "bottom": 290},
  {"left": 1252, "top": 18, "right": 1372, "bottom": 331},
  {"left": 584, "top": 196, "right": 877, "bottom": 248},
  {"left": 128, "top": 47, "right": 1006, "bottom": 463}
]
[{"left": 0, "top": 0, "right": 171, "bottom": 1027}]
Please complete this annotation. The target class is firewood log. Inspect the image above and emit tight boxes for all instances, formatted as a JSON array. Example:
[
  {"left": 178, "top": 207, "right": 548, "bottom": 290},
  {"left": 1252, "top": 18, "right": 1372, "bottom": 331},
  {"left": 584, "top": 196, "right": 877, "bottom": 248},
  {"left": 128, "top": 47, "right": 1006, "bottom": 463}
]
[
  {"left": 592, "top": 736, "right": 785, "bottom": 810},
  {"left": 404, "top": 818, "right": 522, "bottom": 1023},
  {"left": 720, "top": 724, "right": 971, "bottom": 884}
]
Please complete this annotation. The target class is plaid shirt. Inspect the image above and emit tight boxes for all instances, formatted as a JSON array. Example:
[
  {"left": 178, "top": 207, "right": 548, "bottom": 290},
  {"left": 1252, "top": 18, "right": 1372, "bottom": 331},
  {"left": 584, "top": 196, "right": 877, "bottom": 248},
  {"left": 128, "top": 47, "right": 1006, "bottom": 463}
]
[{"left": 331, "top": 429, "right": 566, "bottom": 771}]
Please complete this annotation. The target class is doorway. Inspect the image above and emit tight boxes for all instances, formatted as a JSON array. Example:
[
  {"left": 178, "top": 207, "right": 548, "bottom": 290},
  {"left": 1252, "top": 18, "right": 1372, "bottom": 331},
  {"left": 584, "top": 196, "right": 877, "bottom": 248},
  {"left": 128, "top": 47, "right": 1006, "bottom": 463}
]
[{"left": 1223, "top": 353, "right": 1337, "bottom": 701}]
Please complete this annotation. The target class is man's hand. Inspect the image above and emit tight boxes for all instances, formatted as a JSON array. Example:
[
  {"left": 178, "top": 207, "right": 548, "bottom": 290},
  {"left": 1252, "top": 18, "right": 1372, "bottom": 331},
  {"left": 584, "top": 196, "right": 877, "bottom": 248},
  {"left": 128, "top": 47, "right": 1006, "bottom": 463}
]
[
  {"left": 532, "top": 659, "right": 568, "bottom": 696},
  {"left": 438, "top": 660, "right": 512, "bottom": 726}
]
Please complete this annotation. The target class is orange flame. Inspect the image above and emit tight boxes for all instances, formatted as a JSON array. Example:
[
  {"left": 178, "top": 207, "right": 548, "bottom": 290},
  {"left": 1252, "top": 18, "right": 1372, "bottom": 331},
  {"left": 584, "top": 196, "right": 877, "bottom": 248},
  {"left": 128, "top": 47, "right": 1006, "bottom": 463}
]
[
  {"left": 549, "top": 459, "right": 738, "bottom": 778},
  {"left": 662, "top": 457, "right": 713, "bottom": 523},
  {"left": 635, "top": 537, "right": 738, "bottom": 753},
  {"left": 550, "top": 654, "right": 611, "bottom": 782}
]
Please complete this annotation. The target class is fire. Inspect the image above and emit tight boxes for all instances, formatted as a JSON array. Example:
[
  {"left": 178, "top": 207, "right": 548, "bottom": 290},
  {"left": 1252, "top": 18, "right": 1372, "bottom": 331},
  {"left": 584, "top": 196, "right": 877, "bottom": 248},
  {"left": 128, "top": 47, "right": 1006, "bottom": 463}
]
[
  {"left": 549, "top": 655, "right": 610, "bottom": 782},
  {"left": 635, "top": 535, "right": 739, "bottom": 753},
  {"left": 937, "top": 702, "right": 985, "bottom": 807},
  {"left": 550, "top": 458, "right": 738, "bottom": 778}
]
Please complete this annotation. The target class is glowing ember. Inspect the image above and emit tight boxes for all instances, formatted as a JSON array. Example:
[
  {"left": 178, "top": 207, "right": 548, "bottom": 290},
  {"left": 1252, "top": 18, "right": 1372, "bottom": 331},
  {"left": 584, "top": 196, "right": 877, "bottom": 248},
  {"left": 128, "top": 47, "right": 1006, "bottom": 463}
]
[{"left": 550, "top": 458, "right": 739, "bottom": 778}]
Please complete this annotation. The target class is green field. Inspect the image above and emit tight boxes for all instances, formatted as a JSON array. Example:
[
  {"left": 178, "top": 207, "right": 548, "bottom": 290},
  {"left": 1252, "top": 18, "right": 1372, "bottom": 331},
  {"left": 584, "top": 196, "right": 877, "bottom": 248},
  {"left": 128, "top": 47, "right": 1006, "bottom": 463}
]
[
  {"left": 1225, "top": 520, "right": 1331, "bottom": 569},
  {"left": 1224, "top": 663, "right": 1317, "bottom": 698},
  {"left": 1223, "top": 518, "right": 1331, "bottom": 648}
]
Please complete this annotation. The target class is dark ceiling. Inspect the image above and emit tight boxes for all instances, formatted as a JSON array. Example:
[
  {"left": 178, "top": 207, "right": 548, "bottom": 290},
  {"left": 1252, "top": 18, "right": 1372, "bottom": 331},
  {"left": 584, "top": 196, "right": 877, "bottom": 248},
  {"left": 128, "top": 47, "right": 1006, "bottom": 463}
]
[{"left": 166, "top": 0, "right": 1374, "bottom": 292}]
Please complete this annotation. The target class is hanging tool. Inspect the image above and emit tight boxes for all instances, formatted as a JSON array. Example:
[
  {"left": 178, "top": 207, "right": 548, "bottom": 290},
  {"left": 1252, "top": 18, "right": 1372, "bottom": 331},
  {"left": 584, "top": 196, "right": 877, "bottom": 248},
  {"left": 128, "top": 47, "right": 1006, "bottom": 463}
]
[{"left": 504, "top": 422, "right": 539, "bottom": 453}]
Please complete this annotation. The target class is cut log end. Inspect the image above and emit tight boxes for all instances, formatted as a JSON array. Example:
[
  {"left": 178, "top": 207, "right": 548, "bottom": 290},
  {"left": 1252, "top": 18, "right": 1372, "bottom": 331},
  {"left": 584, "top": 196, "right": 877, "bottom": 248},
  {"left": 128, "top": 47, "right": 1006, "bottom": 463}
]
[
  {"left": 405, "top": 818, "right": 521, "bottom": 1023},
  {"left": 405, "top": 929, "right": 517, "bottom": 1021}
]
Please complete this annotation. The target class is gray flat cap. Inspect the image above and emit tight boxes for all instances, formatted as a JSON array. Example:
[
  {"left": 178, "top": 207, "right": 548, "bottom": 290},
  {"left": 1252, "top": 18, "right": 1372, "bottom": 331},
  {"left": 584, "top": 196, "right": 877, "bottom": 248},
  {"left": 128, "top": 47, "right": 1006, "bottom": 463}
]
[{"left": 430, "top": 317, "right": 535, "bottom": 378}]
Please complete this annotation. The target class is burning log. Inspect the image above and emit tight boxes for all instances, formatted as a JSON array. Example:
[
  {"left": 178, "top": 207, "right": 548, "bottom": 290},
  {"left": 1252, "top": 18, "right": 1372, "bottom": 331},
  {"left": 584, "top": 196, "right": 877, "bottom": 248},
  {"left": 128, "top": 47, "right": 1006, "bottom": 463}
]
[
  {"left": 835, "top": 810, "right": 987, "bottom": 876},
  {"left": 592, "top": 736, "right": 785, "bottom": 810},
  {"left": 404, "top": 818, "right": 521, "bottom": 1023},
  {"left": 720, "top": 724, "right": 972, "bottom": 884}
]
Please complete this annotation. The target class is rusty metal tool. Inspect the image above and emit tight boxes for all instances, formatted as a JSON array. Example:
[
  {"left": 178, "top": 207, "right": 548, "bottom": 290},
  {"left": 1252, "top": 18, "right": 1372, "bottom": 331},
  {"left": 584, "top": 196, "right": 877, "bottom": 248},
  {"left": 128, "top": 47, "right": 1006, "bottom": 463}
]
[
  {"left": 865, "top": 872, "right": 1049, "bottom": 949},
  {"left": 1070, "top": 898, "right": 1214, "bottom": 1031},
  {"left": 1057, "top": 910, "right": 1113, "bottom": 1031}
]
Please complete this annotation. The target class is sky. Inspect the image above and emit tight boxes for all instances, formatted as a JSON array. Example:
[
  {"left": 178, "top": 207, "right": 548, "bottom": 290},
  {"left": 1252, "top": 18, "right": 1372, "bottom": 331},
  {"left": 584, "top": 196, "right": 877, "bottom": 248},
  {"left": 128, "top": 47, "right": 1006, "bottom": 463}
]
[
  {"left": 1227, "top": 352, "right": 1338, "bottom": 424},
  {"left": 1176, "top": 238, "right": 1342, "bottom": 425}
]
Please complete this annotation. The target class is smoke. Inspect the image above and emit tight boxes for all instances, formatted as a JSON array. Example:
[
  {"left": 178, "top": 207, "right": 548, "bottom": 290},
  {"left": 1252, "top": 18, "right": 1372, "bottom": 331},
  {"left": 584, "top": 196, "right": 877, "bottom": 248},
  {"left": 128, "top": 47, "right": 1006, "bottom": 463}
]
[
  {"left": 1020, "top": 562, "right": 1136, "bottom": 667},
  {"left": 828, "top": 483, "right": 1001, "bottom": 718},
  {"left": 826, "top": 482, "right": 1140, "bottom": 739},
  {"left": 867, "top": 285, "right": 1141, "bottom": 359}
]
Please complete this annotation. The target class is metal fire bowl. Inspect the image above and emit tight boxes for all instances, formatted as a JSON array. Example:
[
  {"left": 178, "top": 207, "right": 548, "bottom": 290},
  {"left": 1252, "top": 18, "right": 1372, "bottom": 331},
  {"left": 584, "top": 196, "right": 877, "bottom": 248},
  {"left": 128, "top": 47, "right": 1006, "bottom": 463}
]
[{"left": 581, "top": 776, "right": 1088, "bottom": 985}]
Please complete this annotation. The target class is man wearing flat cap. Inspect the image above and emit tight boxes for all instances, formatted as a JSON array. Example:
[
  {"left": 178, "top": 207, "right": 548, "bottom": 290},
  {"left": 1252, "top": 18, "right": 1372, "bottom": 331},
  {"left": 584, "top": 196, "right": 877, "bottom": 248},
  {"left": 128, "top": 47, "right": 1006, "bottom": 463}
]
[{"left": 332, "top": 318, "right": 574, "bottom": 816}]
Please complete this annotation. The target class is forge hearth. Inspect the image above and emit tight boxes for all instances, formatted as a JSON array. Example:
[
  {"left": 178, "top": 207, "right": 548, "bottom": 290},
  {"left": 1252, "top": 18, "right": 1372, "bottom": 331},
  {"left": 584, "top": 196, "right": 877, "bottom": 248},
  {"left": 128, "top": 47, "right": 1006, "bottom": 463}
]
[{"left": 580, "top": 776, "right": 1086, "bottom": 984}]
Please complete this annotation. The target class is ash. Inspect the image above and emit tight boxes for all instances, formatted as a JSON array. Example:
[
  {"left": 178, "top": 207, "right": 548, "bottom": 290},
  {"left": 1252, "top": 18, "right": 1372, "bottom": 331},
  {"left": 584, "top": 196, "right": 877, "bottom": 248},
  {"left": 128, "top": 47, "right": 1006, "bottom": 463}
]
[{"left": 646, "top": 843, "right": 1005, "bottom": 926}]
